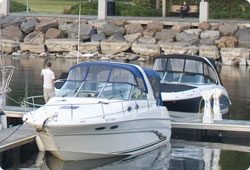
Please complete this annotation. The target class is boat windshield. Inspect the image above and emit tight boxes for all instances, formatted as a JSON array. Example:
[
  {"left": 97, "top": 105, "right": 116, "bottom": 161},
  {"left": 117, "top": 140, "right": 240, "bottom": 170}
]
[
  {"left": 153, "top": 58, "right": 218, "bottom": 84},
  {"left": 56, "top": 65, "right": 147, "bottom": 100}
]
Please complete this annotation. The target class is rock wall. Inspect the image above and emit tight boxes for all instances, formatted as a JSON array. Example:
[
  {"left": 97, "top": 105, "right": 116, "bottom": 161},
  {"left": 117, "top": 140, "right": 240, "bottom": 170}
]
[{"left": 1, "top": 16, "right": 250, "bottom": 66}]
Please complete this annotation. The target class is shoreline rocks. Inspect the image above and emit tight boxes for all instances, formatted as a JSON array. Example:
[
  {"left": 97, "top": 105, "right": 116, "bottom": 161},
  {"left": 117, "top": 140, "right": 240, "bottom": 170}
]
[{"left": 0, "top": 17, "right": 250, "bottom": 66}]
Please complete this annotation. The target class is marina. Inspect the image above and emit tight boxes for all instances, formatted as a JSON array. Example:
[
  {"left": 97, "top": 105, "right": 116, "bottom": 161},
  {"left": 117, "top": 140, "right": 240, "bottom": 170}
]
[{"left": 0, "top": 57, "right": 249, "bottom": 169}]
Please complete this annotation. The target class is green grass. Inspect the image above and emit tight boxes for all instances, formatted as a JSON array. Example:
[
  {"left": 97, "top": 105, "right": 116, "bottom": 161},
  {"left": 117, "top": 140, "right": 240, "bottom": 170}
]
[{"left": 13, "top": 0, "right": 82, "bottom": 14}]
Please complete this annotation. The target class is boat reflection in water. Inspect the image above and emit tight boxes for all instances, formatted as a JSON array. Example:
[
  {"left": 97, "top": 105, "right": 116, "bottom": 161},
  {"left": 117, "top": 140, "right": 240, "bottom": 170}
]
[{"left": 40, "top": 142, "right": 171, "bottom": 170}]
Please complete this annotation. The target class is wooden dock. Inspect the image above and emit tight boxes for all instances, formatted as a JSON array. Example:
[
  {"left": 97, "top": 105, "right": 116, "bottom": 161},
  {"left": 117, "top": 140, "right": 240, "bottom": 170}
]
[{"left": 0, "top": 124, "right": 36, "bottom": 152}]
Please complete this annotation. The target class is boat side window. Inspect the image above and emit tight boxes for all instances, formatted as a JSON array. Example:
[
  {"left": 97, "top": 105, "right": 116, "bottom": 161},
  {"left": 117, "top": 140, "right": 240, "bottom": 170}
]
[
  {"left": 99, "top": 83, "right": 133, "bottom": 100},
  {"left": 153, "top": 58, "right": 168, "bottom": 80},
  {"left": 204, "top": 64, "right": 217, "bottom": 84},
  {"left": 162, "top": 58, "right": 185, "bottom": 83},
  {"left": 131, "top": 86, "right": 147, "bottom": 100},
  {"left": 153, "top": 58, "right": 167, "bottom": 71},
  {"left": 181, "top": 60, "right": 204, "bottom": 84}
]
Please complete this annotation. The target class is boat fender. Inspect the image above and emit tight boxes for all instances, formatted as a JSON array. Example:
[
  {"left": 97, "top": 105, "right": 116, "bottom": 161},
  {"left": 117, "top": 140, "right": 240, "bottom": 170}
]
[
  {"left": 127, "top": 106, "right": 132, "bottom": 112},
  {"left": 0, "top": 111, "right": 7, "bottom": 129}
]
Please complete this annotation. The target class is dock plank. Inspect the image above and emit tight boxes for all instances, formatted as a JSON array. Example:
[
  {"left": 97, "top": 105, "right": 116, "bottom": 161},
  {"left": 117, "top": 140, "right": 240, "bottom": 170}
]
[
  {"left": 172, "top": 119, "right": 250, "bottom": 132},
  {"left": 0, "top": 124, "right": 36, "bottom": 152}
]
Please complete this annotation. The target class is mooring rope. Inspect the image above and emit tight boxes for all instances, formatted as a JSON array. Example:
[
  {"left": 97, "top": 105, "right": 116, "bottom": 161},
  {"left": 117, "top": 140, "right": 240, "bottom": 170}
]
[
  {"left": 0, "top": 118, "right": 28, "bottom": 145},
  {"left": 6, "top": 95, "right": 23, "bottom": 106}
]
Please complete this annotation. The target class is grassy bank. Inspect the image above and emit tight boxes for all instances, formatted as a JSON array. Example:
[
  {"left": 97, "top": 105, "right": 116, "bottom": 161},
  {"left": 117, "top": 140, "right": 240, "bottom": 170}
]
[{"left": 13, "top": 0, "right": 82, "bottom": 14}]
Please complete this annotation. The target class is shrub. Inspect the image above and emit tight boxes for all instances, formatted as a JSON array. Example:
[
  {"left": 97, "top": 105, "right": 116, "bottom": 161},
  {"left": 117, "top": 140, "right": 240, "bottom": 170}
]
[
  {"left": 69, "top": 1, "right": 98, "bottom": 15},
  {"left": 10, "top": 0, "right": 27, "bottom": 12}
]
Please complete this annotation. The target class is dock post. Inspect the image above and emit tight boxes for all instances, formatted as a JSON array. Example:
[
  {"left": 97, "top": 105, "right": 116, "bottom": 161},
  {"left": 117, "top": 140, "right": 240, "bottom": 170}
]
[
  {"left": 213, "top": 88, "right": 223, "bottom": 121},
  {"left": 201, "top": 90, "right": 214, "bottom": 123}
]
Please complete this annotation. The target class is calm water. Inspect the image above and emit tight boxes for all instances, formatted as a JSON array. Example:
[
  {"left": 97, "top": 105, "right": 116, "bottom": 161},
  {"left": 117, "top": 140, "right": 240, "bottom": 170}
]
[{"left": 1, "top": 56, "right": 250, "bottom": 170}]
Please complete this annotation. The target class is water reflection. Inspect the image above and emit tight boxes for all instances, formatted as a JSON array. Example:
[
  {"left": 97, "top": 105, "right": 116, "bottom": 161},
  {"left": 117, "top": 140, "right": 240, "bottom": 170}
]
[
  {"left": 218, "top": 65, "right": 250, "bottom": 120},
  {"left": 39, "top": 142, "right": 171, "bottom": 170}
]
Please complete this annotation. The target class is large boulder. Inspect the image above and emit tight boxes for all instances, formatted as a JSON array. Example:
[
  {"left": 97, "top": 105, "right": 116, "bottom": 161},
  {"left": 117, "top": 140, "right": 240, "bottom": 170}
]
[
  {"left": 68, "top": 24, "right": 95, "bottom": 41},
  {"left": 101, "top": 40, "right": 131, "bottom": 54},
  {"left": 218, "top": 24, "right": 238, "bottom": 36},
  {"left": 131, "top": 42, "right": 160, "bottom": 57},
  {"left": 0, "top": 40, "right": 20, "bottom": 54},
  {"left": 200, "top": 30, "right": 220, "bottom": 40},
  {"left": 198, "top": 22, "right": 210, "bottom": 30},
  {"left": 88, "top": 20, "right": 108, "bottom": 28},
  {"left": 199, "top": 38, "right": 216, "bottom": 45},
  {"left": 235, "top": 29, "right": 250, "bottom": 48},
  {"left": 124, "top": 33, "right": 142, "bottom": 43},
  {"left": 2, "top": 25, "right": 24, "bottom": 41},
  {"left": 125, "top": 23, "right": 143, "bottom": 34},
  {"left": 172, "top": 23, "right": 191, "bottom": 32},
  {"left": 45, "top": 39, "right": 77, "bottom": 52},
  {"left": 147, "top": 21, "right": 163, "bottom": 31},
  {"left": 220, "top": 48, "right": 249, "bottom": 66},
  {"left": 108, "top": 34, "right": 125, "bottom": 41},
  {"left": 21, "top": 31, "right": 45, "bottom": 53},
  {"left": 58, "top": 22, "right": 73, "bottom": 36},
  {"left": 45, "top": 28, "right": 63, "bottom": 39},
  {"left": 143, "top": 29, "right": 157, "bottom": 37},
  {"left": 35, "top": 19, "right": 58, "bottom": 33},
  {"left": 20, "top": 42, "right": 45, "bottom": 54},
  {"left": 138, "top": 36, "right": 156, "bottom": 44},
  {"left": 155, "top": 29, "right": 178, "bottom": 41},
  {"left": 176, "top": 32, "right": 199, "bottom": 45},
  {"left": 108, "top": 19, "right": 126, "bottom": 26},
  {"left": 184, "top": 29, "right": 202, "bottom": 37},
  {"left": 79, "top": 42, "right": 100, "bottom": 53},
  {"left": 24, "top": 31, "right": 44, "bottom": 43},
  {"left": 199, "top": 45, "right": 220, "bottom": 59},
  {"left": 91, "top": 33, "right": 106, "bottom": 42},
  {"left": 161, "top": 42, "right": 199, "bottom": 55},
  {"left": 0, "top": 16, "right": 26, "bottom": 28},
  {"left": 20, "top": 19, "right": 38, "bottom": 34},
  {"left": 215, "top": 36, "right": 237, "bottom": 48},
  {"left": 97, "top": 23, "right": 125, "bottom": 36}
]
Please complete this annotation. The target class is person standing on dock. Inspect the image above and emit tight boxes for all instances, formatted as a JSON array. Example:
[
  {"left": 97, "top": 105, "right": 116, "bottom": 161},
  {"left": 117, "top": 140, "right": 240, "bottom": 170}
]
[{"left": 41, "top": 62, "right": 55, "bottom": 103}]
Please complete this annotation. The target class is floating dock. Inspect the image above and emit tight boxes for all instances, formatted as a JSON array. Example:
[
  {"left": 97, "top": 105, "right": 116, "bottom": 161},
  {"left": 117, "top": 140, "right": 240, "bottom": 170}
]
[
  {"left": 2, "top": 106, "right": 250, "bottom": 151},
  {"left": 0, "top": 124, "right": 36, "bottom": 152}
]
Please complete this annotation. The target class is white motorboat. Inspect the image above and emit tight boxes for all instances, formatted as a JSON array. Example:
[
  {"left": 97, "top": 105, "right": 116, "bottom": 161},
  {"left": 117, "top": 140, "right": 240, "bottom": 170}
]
[
  {"left": 153, "top": 54, "right": 231, "bottom": 119},
  {"left": 23, "top": 62, "right": 171, "bottom": 161}
]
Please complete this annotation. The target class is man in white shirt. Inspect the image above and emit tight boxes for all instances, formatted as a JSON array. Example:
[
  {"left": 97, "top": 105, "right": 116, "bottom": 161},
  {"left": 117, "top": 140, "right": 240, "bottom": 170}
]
[{"left": 41, "top": 62, "right": 55, "bottom": 103}]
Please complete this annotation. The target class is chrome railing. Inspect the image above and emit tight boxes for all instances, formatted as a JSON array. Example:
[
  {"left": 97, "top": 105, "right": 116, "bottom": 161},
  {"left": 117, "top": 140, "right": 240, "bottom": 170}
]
[{"left": 23, "top": 96, "right": 160, "bottom": 120}]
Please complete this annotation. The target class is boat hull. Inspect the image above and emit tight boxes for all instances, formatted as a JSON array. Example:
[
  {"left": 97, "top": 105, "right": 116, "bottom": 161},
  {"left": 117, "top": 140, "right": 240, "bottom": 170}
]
[
  {"left": 36, "top": 118, "right": 171, "bottom": 161},
  {"left": 163, "top": 95, "right": 230, "bottom": 119}
]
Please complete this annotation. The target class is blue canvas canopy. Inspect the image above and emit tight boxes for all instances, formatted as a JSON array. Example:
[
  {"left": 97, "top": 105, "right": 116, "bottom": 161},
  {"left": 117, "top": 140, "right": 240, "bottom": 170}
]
[{"left": 68, "top": 62, "right": 162, "bottom": 105}]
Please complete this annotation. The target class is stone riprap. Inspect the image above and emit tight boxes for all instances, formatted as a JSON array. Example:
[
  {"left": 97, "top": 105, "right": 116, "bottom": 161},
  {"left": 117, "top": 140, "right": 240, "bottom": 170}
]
[{"left": 0, "top": 17, "right": 250, "bottom": 66}]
